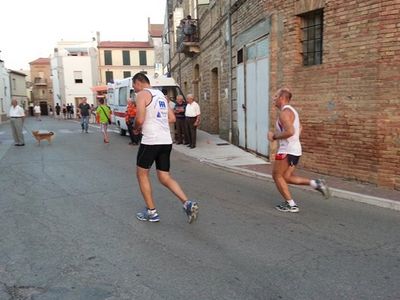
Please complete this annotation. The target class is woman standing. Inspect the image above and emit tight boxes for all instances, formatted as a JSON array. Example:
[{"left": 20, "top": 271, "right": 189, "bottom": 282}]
[{"left": 96, "top": 98, "right": 111, "bottom": 143}]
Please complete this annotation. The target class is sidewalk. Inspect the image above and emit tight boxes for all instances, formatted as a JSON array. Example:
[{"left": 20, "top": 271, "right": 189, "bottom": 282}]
[{"left": 173, "top": 130, "right": 400, "bottom": 211}]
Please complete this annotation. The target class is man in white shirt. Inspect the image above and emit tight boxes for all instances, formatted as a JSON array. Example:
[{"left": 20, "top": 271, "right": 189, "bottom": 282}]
[
  {"left": 184, "top": 94, "right": 201, "bottom": 149},
  {"left": 8, "top": 99, "right": 25, "bottom": 146},
  {"left": 33, "top": 103, "right": 41, "bottom": 121}
]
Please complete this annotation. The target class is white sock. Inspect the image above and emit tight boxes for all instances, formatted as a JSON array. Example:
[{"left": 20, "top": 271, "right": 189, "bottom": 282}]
[
  {"left": 310, "top": 180, "right": 318, "bottom": 189},
  {"left": 287, "top": 200, "right": 296, "bottom": 207},
  {"left": 147, "top": 208, "right": 157, "bottom": 214}
]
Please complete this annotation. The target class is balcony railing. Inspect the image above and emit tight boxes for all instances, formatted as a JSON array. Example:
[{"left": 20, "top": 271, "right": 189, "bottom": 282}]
[
  {"left": 176, "top": 18, "right": 200, "bottom": 55},
  {"left": 34, "top": 77, "right": 47, "bottom": 86}
]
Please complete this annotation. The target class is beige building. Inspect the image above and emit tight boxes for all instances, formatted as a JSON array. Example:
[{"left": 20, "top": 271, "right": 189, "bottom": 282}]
[
  {"left": 29, "top": 58, "right": 53, "bottom": 115},
  {"left": 98, "top": 41, "right": 155, "bottom": 85},
  {"left": 148, "top": 20, "right": 164, "bottom": 76},
  {"left": 8, "top": 70, "right": 28, "bottom": 111}
]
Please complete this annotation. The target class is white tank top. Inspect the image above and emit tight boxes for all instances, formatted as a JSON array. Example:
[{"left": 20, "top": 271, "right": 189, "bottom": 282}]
[
  {"left": 141, "top": 88, "right": 172, "bottom": 145},
  {"left": 276, "top": 105, "right": 302, "bottom": 156}
]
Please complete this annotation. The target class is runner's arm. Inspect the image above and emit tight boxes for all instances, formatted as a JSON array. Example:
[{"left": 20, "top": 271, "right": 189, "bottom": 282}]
[
  {"left": 272, "top": 109, "right": 295, "bottom": 140},
  {"left": 133, "top": 91, "right": 150, "bottom": 131},
  {"left": 168, "top": 105, "right": 176, "bottom": 123}
]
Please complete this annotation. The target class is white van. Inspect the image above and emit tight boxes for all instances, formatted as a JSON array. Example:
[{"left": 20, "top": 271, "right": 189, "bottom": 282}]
[{"left": 107, "top": 75, "right": 184, "bottom": 136}]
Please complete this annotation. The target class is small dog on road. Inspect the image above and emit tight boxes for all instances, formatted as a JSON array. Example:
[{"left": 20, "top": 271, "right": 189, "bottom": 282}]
[{"left": 32, "top": 130, "right": 55, "bottom": 145}]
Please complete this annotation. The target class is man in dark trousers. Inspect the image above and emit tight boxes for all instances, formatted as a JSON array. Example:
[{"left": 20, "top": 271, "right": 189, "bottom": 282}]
[
  {"left": 184, "top": 94, "right": 201, "bottom": 149},
  {"left": 78, "top": 97, "right": 91, "bottom": 133},
  {"left": 173, "top": 95, "right": 186, "bottom": 144}
]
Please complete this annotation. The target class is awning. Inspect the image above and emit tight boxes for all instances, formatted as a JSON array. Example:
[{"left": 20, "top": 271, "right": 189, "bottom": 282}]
[{"left": 91, "top": 85, "right": 107, "bottom": 92}]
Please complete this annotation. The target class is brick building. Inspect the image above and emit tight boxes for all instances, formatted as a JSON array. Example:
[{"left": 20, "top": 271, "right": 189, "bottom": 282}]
[
  {"left": 29, "top": 58, "right": 53, "bottom": 115},
  {"left": 167, "top": 0, "right": 400, "bottom": 189}
]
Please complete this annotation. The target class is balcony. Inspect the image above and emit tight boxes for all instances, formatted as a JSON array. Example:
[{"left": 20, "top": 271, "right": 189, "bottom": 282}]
[
  {"left": 176, "top": 18, "right": 200, "bottom": 55},
  {"left": 34, "top": 77, "right": 47, "bottom": 86}
]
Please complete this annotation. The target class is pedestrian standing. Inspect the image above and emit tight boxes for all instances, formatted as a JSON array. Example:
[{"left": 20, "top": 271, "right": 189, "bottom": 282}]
[
  {"left": 70, "top": 104, "right": 75, "bottom": 119},
  {"left": 78, "top": 98, "right": 91, "bottom": 133},
  {"left": 8, "top": 99, "right": 25, "bottom": 146},
  {"left": 62, "top": 104, "right": 67, "bottom": 119},
  {"left": 33, "top": 103, "right": 41, "bottom": 121},
  {"left": 267, "top": 88, "right": 331, "bottom": 213},
  {"left": 125, "top": 98, "right": 138, "bottom": 145},
  {"left": 49, "top": 104, "right": 53, "bottom": 117},
  {"left": 174, "top": 95, "right": 186, "bottom": 144},
  {"left": 66, "top": 103, "right": 71, "bottom": 119},
  {"left": 132, "top": 73, "right": 199, "bottom": 223},
  {"left": 55, "top": 103, "right": 61, "bottom": 119},
  {"left": 96, "top": 98, "right": 111, "bottom": 143},
  {"left": 184, "top": 94, "right": 201, "bottom": 149}
]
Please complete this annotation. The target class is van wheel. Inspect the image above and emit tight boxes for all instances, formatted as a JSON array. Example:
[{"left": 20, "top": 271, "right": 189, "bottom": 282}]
[{"left": 120, "top": 129, "right": 127, "bottom": 136}]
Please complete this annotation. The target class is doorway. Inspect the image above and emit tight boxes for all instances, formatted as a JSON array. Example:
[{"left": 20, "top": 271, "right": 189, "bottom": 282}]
[
  {"left": 39, "top": 101, "right": 48, "bottom": 116},
  {"left": 193, "top": 64, "right": 200, "bottom": 102},
  {"left": 236, "top": 36, "right": 269, "bottom": 156},
  {"left": 211, "top": 68, "right": 220, "bottom": 134}
]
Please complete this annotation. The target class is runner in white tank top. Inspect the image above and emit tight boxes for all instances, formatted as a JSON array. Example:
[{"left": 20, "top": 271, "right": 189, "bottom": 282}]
[
  {"left": 132, "top": 73, "right": 199, "bottom": 223},
  {"left": 276, "top": 104, "right": 302, "bottom": 156},
  {"left": 268, "top": 88, "right": 331, "bottom": 213},
  {"left": 141, "top": 88, "right": 172, "bottom": 145}
]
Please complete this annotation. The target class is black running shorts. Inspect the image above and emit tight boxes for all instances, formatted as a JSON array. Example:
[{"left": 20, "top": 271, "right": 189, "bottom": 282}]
[
  {"left": 137, "top": 144, "right": 172, "bottom": 171},
  {"left": 275, "top": 153, "right": 301, "bottom": 166}
]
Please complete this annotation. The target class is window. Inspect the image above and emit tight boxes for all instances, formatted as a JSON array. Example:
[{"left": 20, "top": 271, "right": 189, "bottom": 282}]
[
  {"left": 74, "top": 71, "right": 83, "bottom": 83},
  {"left": 139, "top": 51, "right": 147, "bottom": 65},
  {"left": 105, "top": 71, "right": 114, "bottom": 83},
  {"left": 123, "top": 51, "right": 130, "bottom": 65},
  {"left": 247, "top": 44, "right": 257, "bottom": 60},
  {"left": 104, "top": 50, "right": 112, "bottom": 65},
  {"left": 12, "top": 78, "right": 16, "bottom": 90},
  {"left": 140, "top": 71, "right": 148, "bottom": 75},
  {"left": 237, "top": 49, "right": 243, "bottom": 64},
  {"left": 123, "top": 71, "right": 131, "bottom": 78},
  {"left": 119, "top": 87, "right": 128, "bottom": 106},
  {"left": 300, "top": 9, "right": 323, "bottom": 66}
]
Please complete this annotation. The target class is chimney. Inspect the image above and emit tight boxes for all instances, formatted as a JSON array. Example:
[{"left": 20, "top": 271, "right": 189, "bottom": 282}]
[{"left": 96, "top": 31, "right": 101, "bottom": 46}]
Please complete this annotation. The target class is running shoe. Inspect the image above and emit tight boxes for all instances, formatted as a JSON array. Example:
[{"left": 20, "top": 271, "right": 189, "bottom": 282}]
[
  {"left": 183, "top": 200, "right": 199, "bottom": 224},
  {"left": 136, "top": 209, "right": 160, "bottom": 222},
  {"left": 315, "top": 179, "right": 331, "bottom": 199},
  {"left": 275, "top": 202, "right": 299, "bottom": 213}
]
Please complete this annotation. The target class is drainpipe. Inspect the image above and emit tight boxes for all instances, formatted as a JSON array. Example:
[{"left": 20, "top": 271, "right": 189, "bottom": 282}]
[{"left": 228, "top": 0, "right": 233, "bottom": 143}]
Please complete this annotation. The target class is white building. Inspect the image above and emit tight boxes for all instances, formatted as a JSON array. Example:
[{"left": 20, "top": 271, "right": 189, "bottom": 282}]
[
  {"left": 51, "top": 40, "right": 99, "bottom": 110},
  {"left": 0, "top": 60, "right": 11, "bottom": 123}
]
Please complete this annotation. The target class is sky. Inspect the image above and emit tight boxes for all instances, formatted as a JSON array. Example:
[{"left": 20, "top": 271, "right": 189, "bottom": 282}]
[{"left": 0, "top": 0, "right": 167, "bottom": 71}]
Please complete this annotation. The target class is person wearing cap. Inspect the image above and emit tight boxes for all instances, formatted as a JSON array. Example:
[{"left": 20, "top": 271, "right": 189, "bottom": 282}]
[{"left": 8, "top": 98, "right": 25, "bottom": 146}]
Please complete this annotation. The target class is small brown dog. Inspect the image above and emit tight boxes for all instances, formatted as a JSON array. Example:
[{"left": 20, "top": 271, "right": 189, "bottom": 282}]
[{"left": 32, "top": 130, "right": 55, "bottom": 145}]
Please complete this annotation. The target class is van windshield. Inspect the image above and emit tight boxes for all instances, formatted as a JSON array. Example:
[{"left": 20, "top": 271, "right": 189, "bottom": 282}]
[{"left": 152, "top": 86, "right": 185, "bottom": 103}]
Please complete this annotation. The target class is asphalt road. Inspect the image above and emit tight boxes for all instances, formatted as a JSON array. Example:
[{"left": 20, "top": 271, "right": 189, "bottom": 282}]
[{"left": 0, "top": 117, "right": 399, "bottom": 300}]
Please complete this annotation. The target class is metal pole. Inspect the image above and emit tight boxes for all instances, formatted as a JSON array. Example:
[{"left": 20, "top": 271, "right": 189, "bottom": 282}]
[{"left": 228, "top": 0, "right": 233, "bottom": 143}]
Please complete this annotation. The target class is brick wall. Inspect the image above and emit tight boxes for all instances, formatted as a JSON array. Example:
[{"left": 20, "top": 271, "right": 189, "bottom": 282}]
[
  {"left": 260, "top": 0, "right": 400, "bottom": 188},
  {"left": 170, "top": 0, "right": 400, "bottom": 189}
]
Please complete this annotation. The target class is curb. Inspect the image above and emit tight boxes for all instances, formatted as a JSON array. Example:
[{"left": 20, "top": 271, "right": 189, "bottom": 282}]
[{"left": 197, "top": 158, "right": 400, "bottom": 212}]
